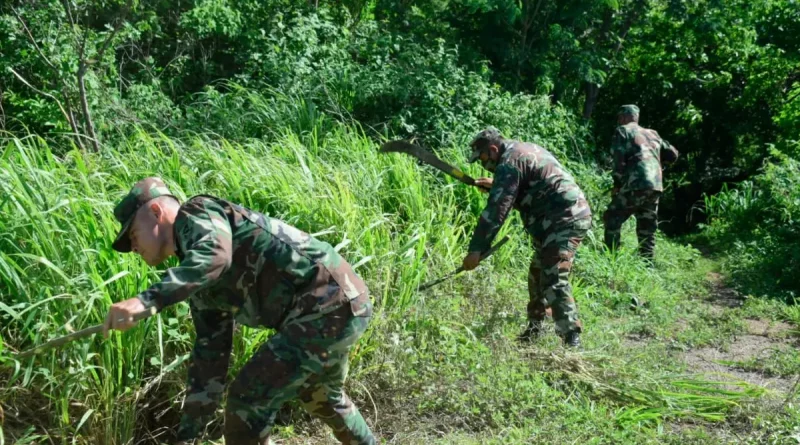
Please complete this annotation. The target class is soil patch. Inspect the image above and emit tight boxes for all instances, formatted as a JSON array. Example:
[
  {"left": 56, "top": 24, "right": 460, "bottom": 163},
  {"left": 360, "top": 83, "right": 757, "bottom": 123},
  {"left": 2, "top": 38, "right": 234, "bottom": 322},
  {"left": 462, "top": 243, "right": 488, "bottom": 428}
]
[
  {"left": 744, "top": 318, "right": 795, "bottom": 338},
  {"left": 705, "top": 272, "right": 746, "bottom": 310},
  {"left": 683, "top": 339, "right": 793, "bottom": 394},
  {"left": 682, "top": 273, "right": 797, "bottom": 396}
]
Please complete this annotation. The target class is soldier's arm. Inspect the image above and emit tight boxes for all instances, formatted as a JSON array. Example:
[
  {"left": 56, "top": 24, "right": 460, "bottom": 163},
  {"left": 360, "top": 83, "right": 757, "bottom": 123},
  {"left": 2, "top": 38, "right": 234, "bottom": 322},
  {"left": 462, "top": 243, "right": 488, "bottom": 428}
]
[
  {"left": 660, "top": 139, "right": 680, "bottom": 165},
  {"left": 176, "top": 299, "right": 234, "bottom": 441},
  {"left": 467, "top": 163, "right": 521, "bottom": 253},
  {"left": 611, "top": 127, "right": 628, "bottom": 189},
  {"left": 137, "top": 198, "right": 233, "bottom": 310}
]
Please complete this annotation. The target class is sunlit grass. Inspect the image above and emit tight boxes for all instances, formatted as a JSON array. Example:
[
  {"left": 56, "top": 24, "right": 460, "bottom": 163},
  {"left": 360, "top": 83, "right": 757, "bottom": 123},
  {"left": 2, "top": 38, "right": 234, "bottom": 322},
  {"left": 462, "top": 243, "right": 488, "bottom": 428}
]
[{"left": 0, "top": 124, "right": 794, "bottom": 444}]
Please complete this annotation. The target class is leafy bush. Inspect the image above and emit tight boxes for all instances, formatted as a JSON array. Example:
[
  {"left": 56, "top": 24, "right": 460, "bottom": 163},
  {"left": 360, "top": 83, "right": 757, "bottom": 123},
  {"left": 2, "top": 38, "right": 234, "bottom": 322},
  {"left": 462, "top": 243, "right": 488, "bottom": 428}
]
[
  {"left": 702, "top": 149, "right": 800, "bottom": 302},
  {"left": 178, "top": 11, "right": 593, "bottom": 163}
]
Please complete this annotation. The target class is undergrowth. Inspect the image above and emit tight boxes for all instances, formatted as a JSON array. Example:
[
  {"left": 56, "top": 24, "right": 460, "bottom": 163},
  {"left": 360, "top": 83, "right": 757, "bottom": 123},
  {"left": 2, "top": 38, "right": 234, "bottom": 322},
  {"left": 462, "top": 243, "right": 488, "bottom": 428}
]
[{"left": 1, "top": 121, "right": 797, "bottom": 444}]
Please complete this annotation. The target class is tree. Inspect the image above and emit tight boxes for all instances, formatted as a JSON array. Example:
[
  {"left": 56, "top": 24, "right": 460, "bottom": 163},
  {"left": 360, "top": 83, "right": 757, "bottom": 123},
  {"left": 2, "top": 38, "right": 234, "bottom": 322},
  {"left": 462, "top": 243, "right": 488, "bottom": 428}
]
[{"left": 3, "top": 0, "right": 135, "bottom": 151}]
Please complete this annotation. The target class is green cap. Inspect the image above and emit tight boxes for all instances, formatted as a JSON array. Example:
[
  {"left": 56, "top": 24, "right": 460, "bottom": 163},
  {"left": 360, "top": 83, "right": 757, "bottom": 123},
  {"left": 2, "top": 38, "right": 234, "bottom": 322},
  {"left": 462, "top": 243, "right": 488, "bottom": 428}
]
[
  {"left": 468, "top": 126, "right": 503, "bottom": 163},
  {"left": 618, "top": 104, "right": 640, "bottom": 116},
  {"left": 111, "top": 177, "right": 175, "bottom": 252}
]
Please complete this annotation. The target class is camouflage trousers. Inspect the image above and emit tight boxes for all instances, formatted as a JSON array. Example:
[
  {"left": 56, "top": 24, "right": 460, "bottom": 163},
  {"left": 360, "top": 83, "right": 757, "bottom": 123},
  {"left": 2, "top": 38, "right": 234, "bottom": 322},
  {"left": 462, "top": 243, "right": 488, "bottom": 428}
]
[
  {"left": 527, "top": 217, "right": 591, "bottom": 334},
  {"left": 603, "top": 190, "right": 661, "bottom": 261},
  {"left": 223, "top": 299, "right": 375, "bottom": 445}
]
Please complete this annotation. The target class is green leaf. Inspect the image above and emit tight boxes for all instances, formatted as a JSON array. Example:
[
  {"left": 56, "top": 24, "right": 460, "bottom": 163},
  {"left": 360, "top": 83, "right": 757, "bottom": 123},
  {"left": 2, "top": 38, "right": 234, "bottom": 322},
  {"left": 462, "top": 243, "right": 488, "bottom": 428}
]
[{"left": 75, "top": 409, "right": 95, "bottom": 435}]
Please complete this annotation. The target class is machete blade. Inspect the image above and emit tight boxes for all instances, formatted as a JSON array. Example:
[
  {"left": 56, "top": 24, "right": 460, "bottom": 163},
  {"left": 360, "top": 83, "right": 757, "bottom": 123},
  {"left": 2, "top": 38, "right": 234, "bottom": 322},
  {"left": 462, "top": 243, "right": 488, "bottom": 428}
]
[{"left": 380, "top": 140, "right": 487, "bottom": 189}]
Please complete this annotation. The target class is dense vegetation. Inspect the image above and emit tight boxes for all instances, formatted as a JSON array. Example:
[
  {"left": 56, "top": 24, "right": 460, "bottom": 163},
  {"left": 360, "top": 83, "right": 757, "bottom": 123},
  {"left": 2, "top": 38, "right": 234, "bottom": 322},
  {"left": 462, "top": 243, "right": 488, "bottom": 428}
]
[
  {"left": 1, "top": 0, "right": 799, "bottom": 443},
  {"left": 701, "top": 149, "right": 800, "bottom": 302}
]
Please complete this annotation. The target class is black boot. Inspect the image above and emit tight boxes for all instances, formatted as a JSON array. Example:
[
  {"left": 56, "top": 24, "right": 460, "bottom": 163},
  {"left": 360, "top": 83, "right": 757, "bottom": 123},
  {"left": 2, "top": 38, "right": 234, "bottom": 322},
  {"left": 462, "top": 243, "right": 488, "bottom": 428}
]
[
  {"left": 518, "top": 320, "right": 544, "bottom": 343},
  {"left": 562, "top": 330, "right": 581, "bottom": 348}
]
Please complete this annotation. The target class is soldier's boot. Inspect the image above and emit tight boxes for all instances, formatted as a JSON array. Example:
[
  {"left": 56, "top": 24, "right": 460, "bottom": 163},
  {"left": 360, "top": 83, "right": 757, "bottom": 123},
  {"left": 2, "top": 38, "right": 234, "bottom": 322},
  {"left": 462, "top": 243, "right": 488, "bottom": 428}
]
[
  {"left": 562, "top": 330, "right": 581, "bottom": 348},
  {"left": 517, "top": 320, "right": 545, "bottom": 343}
]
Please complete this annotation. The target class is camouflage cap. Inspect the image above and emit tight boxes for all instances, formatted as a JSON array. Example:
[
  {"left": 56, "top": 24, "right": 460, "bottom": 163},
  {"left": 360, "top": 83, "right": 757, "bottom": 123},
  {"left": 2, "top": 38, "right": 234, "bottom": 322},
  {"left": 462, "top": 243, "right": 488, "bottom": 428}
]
[
  {"left": 111, "top": 177, "right": 176, "bottom": 252},
  {"left": 618, "top": 104, "right": 640, "bottom": 116},
  {"left": 468, "top": 126, "right": 503, "bottom": 163}
]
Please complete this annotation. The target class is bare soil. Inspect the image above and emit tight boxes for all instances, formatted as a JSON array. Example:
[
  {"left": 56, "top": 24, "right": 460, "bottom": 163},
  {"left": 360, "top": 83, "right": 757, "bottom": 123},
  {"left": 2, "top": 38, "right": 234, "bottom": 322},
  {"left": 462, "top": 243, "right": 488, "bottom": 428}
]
[{"left": 684, "top": 273, "right": 797, "bottom": 397}]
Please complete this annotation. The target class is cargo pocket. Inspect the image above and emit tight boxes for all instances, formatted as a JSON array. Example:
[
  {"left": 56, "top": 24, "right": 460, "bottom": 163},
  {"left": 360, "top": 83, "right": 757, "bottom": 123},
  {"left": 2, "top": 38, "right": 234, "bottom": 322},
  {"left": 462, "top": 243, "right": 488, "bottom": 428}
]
[
  {"left": 349, "top": 291, "right": 372, "bottom": 318},
  {"left": 323, "top": 262, "right": 372, "bottom": 318}
]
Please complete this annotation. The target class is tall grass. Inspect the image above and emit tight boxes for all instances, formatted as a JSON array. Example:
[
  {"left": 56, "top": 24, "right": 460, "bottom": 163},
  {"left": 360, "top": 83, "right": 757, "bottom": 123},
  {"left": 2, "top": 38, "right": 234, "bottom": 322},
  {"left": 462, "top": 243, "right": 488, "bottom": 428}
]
[
  {"left": 0, "top": 122, "right": 774, "bottom": 443},
  {"left": 0, "top": 122, "right": 516, "bottom": 443}
]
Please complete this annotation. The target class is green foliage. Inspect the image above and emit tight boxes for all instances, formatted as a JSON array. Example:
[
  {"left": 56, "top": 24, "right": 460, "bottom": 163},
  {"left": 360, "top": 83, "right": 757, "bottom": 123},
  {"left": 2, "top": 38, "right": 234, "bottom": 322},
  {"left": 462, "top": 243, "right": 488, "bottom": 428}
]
[
  {"left": 775, "top": 83, "right": 800, "bottom": 142},
  {"left": 1, "top": 124, "right": 781, "bottom": 444},
  {"left": 3, "top": 0, "right": 798, "bottom": 233},
  {"left": 593, "top": 0, "right": 800, "bottom": 232},
  {"left": 1, "top": 1, "right": 800, "bottom": 443},
  {"left": 179, "top": 0, "right": 242, "bottom": 39},
  {"left": 702, "top": 150, "right": 800, "bottom": 302}
]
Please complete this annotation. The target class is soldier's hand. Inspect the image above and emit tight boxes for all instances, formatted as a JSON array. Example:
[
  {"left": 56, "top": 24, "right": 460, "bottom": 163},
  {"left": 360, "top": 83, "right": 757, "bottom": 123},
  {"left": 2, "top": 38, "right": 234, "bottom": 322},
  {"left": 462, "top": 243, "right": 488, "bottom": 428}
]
[
  {"left": 462, "top": 252, "right": 482, "bottom": 271},
  {"left": 475, "top": 177, "right": 493, "bottom": 193},
  {"left": 103, "top": 297, "right": 147, "bottom": 338}
]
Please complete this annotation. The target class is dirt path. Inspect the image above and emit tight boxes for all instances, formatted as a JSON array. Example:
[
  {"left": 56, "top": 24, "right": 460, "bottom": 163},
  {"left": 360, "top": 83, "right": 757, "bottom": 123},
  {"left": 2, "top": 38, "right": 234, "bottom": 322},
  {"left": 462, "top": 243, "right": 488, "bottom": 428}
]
[{"left": 684, "top": 273, "right": 798, "bottom": 398}]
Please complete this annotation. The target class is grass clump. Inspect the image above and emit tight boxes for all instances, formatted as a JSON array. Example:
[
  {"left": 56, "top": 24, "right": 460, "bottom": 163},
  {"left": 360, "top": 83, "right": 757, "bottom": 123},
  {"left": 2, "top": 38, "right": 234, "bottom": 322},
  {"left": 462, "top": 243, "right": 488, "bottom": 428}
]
[{"left": 0, "top": 120, "right": 798, "bottom": 444}]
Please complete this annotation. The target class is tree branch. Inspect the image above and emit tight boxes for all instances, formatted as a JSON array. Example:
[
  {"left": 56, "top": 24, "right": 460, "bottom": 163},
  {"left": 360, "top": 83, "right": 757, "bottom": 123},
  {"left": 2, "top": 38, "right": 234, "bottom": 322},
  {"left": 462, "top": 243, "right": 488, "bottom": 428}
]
[
  {"left": 0, "top": 89, "right": 5, "bottom": 131},
  {"left": 94, "top": 0, "right": 134, "bottom": 64},
  {"left": 61, "top": 0, "right": 85, "bottom": 53},
  {"left": 11, "top": 7, "right": 59, "bottom": 73},
  {"left": 787, "top": 89, "right": 800, "bottom": 104},
  {"left": 62, "top": 0, "right": 77, "bottom": 28},
  {"left": 76, "top": 62, "right": 98, "bottom": 151},
  {"left": 8, "top": 67, "right": 86, "bottom": 150},
  {"left": 61, "top": 90, "right": 86, "bottom": 150},
  {"left": 8, "top": 67, "right": 71, "bottom": 123}
]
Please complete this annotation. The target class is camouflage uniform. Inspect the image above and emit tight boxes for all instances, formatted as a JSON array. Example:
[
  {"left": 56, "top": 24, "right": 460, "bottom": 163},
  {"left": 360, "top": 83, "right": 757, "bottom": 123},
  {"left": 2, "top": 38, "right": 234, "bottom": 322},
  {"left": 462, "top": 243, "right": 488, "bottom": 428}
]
[
  {"left": 112, "top": 178, "right": 376, "bottom": 445},
  {"left": 603, "top": 105, "right": 679, "bottom": 261},
  {"left": 468, "top": 135, "right": 592, "bottom": 335}
]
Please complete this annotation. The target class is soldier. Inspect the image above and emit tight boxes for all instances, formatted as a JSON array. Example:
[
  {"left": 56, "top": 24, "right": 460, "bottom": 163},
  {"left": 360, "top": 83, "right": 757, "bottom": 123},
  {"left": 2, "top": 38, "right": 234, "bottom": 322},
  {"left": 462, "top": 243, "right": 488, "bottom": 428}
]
[
  {"left": 461, "top": 127, "right": 592, "bottom": 347},
  {"left": 103, "top": 177, "right": 376, "bottom": 445},
  {"left": 603, "top": 104, "right": 679, "bottom": 262}
]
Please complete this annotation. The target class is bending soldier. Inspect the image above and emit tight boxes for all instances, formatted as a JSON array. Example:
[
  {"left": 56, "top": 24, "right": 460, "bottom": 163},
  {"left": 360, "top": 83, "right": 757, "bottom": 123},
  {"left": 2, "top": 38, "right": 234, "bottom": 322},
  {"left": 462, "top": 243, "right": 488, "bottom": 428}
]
[
  {"left": 462, "top": 127, "right": 592, "bottom": 347},
  {"left": 104, "top": 178, "right": 376, "bottom": 445}
]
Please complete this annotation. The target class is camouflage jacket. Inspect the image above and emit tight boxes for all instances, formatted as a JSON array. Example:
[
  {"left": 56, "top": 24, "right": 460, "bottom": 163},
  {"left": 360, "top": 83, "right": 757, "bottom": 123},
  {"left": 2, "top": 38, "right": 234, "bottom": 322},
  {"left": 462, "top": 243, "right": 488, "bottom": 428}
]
[
  {"left": 468, "top": 141, "right": 592, "bottom": 252},
  {"left": 135, "top": 195, "right": 371, "bottom": 435},
  {"left": 611, "top": 122, "right": 679, "bottom": 193}
]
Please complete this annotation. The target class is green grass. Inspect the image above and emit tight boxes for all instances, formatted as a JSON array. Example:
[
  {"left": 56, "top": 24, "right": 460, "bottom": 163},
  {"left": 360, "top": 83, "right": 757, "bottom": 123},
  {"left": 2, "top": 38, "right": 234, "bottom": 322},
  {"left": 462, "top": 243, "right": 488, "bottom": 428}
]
[
  {"left": 726, "top": 349, "right": 800, "bottom": 378},
  {"left": 1, "top": 125, "right": 799, "bottom": 444}
]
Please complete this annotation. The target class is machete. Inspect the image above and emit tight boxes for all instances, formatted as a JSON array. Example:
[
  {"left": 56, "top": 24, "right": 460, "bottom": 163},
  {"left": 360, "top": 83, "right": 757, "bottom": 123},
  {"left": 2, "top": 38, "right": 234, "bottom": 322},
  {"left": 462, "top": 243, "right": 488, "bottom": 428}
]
[
  {"left": 380, "top": 140, "right": 491, "bottom": 192},
  {"left": 14, "top": 306, "right": 157, "bottom": 360},
  {"left": 419, "top": 235, "right": 511, "bottom": 291}
]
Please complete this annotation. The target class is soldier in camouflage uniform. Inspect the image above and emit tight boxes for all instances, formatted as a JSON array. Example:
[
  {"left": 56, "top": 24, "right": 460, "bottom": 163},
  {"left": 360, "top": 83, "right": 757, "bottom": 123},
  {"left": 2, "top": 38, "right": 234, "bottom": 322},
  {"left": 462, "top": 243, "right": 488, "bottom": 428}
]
[
  {"left": 604, "top": 105, "right": 679, "bottom": 262},
  {"left": 103, "top": 177, "right": 376, "bottom": 445},
  {"left": 462, "top": 127, "right": 592, "bottom": 347}
]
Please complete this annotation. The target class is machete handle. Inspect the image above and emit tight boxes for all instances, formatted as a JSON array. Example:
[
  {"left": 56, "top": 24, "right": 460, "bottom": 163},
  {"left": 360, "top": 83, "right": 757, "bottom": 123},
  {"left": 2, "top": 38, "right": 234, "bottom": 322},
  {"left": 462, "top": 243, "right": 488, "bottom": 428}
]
[
  {"left": 467, "top": 175, "right": 492, "bottom": 192},
  {"left": 450, "top": 234, "right": 510, "bottom": 274},
  {"left": 418, "top": 235, "right": 512, "bottom": 291},
  {"left": 449, "top": 169, "right": 491, "bottom": 192},
  {"left": 479, "top": 235, "right": 511, "bottom": 261},
  {"left": 15, "top": 306, "right": 157, "bottom": 359}
]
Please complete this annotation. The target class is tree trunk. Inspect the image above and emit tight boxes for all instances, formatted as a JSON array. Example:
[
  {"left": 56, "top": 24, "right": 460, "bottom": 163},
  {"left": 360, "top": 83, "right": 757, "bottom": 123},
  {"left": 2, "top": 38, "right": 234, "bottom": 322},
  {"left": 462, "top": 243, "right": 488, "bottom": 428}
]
[
  {"left": 77, "top": 62, "right": 99, "bottom": 152},
  {"left": 0, "top": 89, "right": 5, "bottom": 130},
  {"left": 582, "top": 82, "right": 600, "bottom": 120},
  {"left": 62, "top": 90, "right": 87, "bottom": 151}
]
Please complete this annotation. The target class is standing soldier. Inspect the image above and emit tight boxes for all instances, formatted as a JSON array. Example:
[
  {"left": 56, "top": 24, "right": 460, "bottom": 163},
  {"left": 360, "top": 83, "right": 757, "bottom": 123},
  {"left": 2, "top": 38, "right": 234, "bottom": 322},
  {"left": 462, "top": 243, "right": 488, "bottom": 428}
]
[
  {"left": 603, "top": 105, "right": 679, "bottom": 262},
  {"left": 103, "top": 177, "right": 376, "bottom": 445},
  {"left": 461, "top": 127, "right": 592, "bottom": 347}
]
